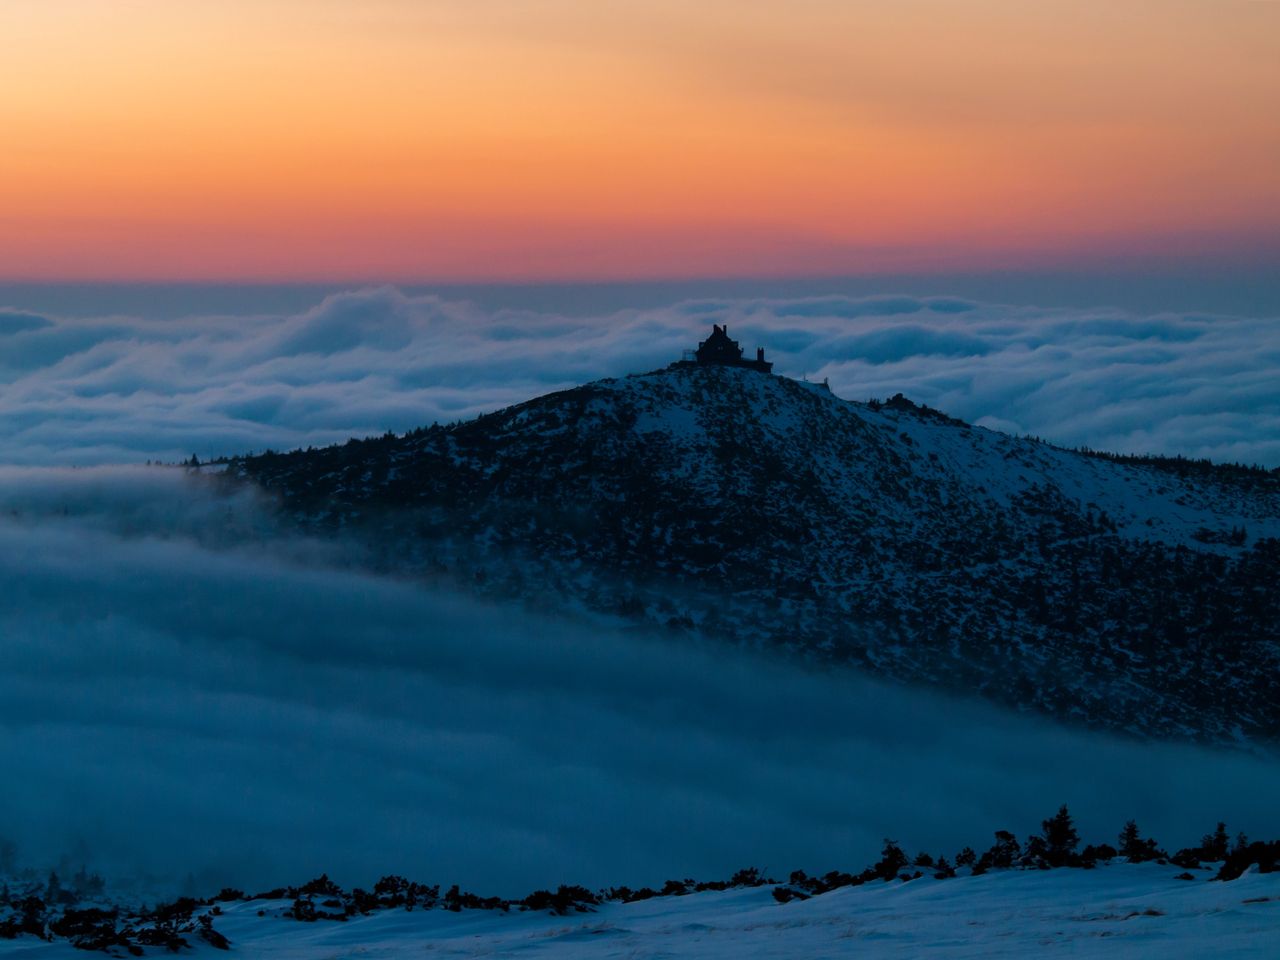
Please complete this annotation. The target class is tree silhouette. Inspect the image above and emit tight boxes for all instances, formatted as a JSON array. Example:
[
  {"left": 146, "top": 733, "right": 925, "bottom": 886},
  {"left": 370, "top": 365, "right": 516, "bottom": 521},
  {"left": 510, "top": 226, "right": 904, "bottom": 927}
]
[
  {"left": 1118, "top": 820, "right": 1163, "bottom": 862},
  {"left": 874, "top": 840, "right": 909, "bottom": 880},
  {"left": 1200, "top": 822, "right": 1230, "bottom": 861},
  {"left": 1040, "top": 806, "right": 1080, "bottom": 867}
]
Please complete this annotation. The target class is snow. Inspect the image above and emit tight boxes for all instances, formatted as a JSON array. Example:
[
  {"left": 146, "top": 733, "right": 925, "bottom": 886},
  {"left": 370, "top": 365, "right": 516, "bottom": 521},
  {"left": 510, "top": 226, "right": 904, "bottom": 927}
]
[
  {"left": 216, "top": 869, "right": 1280, "bottom": 959},
  {"left": 5, "top": 865, "right": 1275, "bottom": 958}
]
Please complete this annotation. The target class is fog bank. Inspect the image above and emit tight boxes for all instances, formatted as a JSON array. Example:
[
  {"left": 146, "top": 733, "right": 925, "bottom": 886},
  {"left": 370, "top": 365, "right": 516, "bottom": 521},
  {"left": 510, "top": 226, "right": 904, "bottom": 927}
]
[{"left": 1, "top": 469, "right": 1276, "bottom": 896}]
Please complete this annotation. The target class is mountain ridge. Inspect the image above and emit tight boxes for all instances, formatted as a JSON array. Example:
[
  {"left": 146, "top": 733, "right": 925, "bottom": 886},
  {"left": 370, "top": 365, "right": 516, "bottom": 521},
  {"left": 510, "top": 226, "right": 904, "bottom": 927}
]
[{"left": 228, "top": 363, "right": 1280, "bottom": 744}]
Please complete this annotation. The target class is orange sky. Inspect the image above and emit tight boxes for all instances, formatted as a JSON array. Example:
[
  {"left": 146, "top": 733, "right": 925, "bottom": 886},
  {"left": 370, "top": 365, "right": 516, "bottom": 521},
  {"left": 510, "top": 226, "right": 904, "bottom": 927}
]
[{"left": 2, "top": 0, "right": 1277, "bottom": 281}]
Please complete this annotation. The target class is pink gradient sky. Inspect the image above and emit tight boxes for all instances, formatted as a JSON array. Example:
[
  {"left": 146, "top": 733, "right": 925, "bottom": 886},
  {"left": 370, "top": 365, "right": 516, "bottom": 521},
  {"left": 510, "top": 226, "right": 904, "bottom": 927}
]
[{"left": 2, "top": 1, "right": 1277, "bottom": 281}]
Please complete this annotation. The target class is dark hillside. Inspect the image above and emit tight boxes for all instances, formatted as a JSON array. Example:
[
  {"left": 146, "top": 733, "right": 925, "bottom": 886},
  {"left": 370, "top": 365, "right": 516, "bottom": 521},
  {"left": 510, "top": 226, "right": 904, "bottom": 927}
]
[{"left": 231, "top": 365, "right": 1280, "bottom": 744}]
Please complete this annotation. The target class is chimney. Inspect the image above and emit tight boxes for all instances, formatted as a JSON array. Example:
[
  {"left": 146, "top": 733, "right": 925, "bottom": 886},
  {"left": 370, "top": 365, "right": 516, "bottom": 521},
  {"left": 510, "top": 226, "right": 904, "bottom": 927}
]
[{"left": 757, "top": 347, "right": 765, "bottom": 362}]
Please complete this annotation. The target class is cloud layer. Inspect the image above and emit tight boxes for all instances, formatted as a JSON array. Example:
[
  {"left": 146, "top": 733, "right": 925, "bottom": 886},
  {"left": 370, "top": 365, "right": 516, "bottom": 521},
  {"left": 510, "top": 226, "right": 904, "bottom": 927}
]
[
  {"left": 2, "top": 287, "right": 1277, "bottom": 467},
  {"left": 2, "top": 468, "right": 1279, "bottom": 897}
]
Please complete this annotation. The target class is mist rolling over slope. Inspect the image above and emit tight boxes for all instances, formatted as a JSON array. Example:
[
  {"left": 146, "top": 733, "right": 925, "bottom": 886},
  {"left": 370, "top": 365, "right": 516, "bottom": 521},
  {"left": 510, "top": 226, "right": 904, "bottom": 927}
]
[
  {"left": 1, "top": 466, "right": 1279, "bottom": 896},
  {"left": 232, "top": 360, "right": 1280, "bottom": 744}
]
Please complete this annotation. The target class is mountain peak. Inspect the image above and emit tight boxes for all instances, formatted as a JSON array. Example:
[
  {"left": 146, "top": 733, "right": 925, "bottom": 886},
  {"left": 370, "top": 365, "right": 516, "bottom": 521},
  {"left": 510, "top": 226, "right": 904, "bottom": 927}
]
[{"left": 231, "top": 360, "right": 1280, "bottom": 745}]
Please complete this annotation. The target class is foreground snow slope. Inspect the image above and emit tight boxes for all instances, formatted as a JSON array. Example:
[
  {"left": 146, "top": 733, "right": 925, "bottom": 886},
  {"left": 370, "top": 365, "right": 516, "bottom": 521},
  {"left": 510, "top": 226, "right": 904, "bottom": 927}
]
[
  {"left": 205, "top": 868, "right": 1280, "bottom": 959},
  {"left": 7, "top": 865, "right": 1276, "bottom": 959}
]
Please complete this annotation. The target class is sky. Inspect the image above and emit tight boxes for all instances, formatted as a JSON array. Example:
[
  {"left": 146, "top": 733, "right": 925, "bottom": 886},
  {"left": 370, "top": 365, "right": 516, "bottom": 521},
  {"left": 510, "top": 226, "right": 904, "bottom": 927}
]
[{"left": 2, "top": 0, "right": 1278, "bottom": 282}]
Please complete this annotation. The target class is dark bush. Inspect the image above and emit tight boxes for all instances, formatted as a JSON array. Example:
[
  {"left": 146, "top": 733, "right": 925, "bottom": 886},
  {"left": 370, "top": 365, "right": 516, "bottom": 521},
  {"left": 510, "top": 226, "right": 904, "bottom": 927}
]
[
  {"left": 520, "top": 885, "right": 599, "bottom": 915},
  {"left": 441, "top": 884, "right": 507, "bottom": 912},
  {"left": 772, "top": 887, "right": 808, "bottom": 904},
  {"left": 874, "top": 840, "right": 909, "bottom": 881},
  {"left": 1215, "top": 841, "right": 1280, "bottom": 881},
  {"left": 13, "top": 896, "right": 48, "bottom": 939},
  {"left": 728, "top": 867, "right": 769, "bottom": 888},
  {"left": 196, "top": 914, "right": 230, "bottom": 950},
  {"left": 978, "top": 831, "right": 1021, "bottom": 870},
  {"left": 251, "top": 888, "right": 291, "bottom": 901},
  {"left": 299, "top": 875, "right": 342, "bottom": 898},
  {"left": 372, "top": 875, "right": 409, "bottom": 901},
  {"left": 48, "top": 907, "right": 135, "bottom": 953},
  {"left": 1080, "top": 843, "right": 1118, "bottom": 865},
  {"left": 290, "top": 898, "right": 317, "bottom": 923},
  {"left": 1201, "top": 823, "right": 1231, "bottom": 861},
  {"left": 349, "top": 888, "right": 379, "bottom": 915}
]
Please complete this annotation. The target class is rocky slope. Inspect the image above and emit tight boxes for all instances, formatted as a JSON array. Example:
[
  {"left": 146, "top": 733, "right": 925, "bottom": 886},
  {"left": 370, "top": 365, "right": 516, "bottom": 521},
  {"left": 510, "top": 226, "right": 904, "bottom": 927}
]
[{"left": 229, "top": 364, "right": 1280, "bottom": 744}]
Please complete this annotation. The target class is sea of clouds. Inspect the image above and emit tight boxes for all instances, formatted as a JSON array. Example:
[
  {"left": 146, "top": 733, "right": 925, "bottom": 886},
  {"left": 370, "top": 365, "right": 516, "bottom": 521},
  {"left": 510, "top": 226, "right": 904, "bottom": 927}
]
[
  {"left": 2, "top": 286, "right": 1278, "bottom": 467},
  {"left": 2, "top": 289, "right": 1278, "bottom": 896},
  {"left": 2, "top": 468, "right": 1279, "bottom": 896}
]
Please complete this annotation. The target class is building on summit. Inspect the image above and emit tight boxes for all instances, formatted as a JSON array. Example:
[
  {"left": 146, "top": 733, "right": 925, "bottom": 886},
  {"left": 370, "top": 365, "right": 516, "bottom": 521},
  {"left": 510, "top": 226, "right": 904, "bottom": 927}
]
[{"left": 680, "top": 324, "right": 773, "bottom": 373}]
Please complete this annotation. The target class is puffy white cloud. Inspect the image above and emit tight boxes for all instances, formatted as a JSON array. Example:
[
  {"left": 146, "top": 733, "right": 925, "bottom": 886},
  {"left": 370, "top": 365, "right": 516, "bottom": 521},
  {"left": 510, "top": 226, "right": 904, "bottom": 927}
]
[
  {"left": 2, "top": 468, "right": 1278, "bottom": 896},
  {"left": 1, "top": 286, "right": 1276, "bottom": 466},
  {"left": 5, "top": 285, "right": 1274, "bottom": 471}
]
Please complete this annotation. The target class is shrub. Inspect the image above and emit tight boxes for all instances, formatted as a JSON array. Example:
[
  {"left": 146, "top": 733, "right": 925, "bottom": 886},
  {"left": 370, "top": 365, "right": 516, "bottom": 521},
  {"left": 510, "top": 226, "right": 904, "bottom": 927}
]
[
  {"left": 1080, "top": 843, "right": 1118, "bottom": 865},
  {"left": 874, "top": 841, "right": 909, "bottom": 881},
  {"left": 978, "top": 831, "right": 1020, "bottom": 870},
  {"left": 1215, "top": 841, "right": 1280, "bottom": 881},
  {"left": 728, "top": 867, "right": 769, "bottom": 888},
  {"left": 299, "top": 875, "right": 342, "bottom": 898},
  {"left": 520, "top": 885, "right": 599, "bottom": 915}
]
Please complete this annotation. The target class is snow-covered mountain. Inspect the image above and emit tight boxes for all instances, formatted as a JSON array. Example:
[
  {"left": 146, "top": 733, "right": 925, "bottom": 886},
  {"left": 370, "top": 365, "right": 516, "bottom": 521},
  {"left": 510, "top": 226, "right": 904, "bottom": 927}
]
[{"left": 230, "top": 363, "right": 1280, "bottom": 744}]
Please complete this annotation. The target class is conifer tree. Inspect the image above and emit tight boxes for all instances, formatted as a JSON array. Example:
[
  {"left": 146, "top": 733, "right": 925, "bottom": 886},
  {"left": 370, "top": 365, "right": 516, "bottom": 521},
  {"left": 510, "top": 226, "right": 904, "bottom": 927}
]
[
  {"left": 1200, "top": 823, "right": 1230, "bottom": 861},
  {"left": 44, "top": 870, "right": 60, "bottom": 903},
  {"left": 983, "top": 830, "right": 1022, "bottom": 869},
  {"left": 875, "top": 840, "right": 909, "bottom": 880},
  {"left": 1118, "top": 820, "right": 1142, "bottom": 858},
  {"left": 1118, "top": 820, "right": 1162, "bottom": 862},
  {"left": 1040, "top": 805, "right": 1080, "bottom": 867}
]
